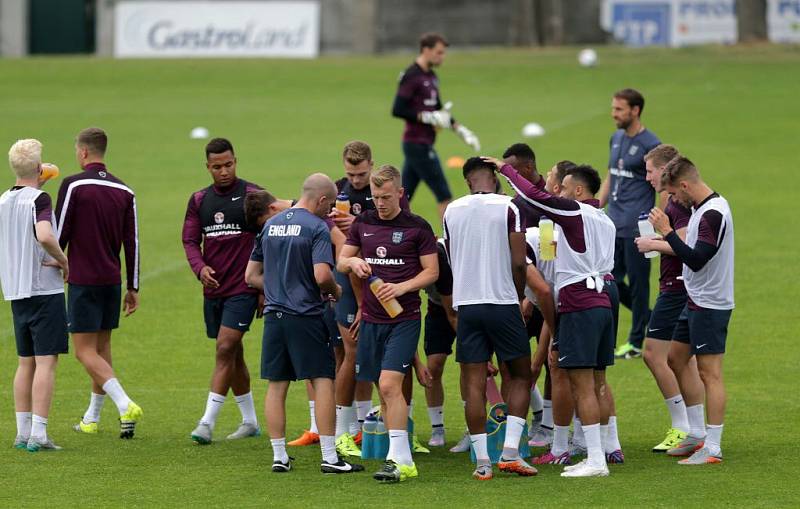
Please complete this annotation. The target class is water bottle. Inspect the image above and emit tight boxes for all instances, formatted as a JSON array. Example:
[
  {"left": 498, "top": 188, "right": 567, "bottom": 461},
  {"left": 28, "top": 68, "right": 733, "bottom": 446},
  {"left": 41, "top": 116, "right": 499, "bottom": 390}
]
[
  {"left": 40, "top": 163, "right": 60, "bottom": 181},
  {"left": 539, "top": 216, "right": 555, "bottom": 261},
  {"left": 638, "top": 212, "right": 659, "bottom": 259},
  {"left": 368, "top": 276, "right": 403, "bottom": 318},
  {"left": 335, "top": 193, "right": 350, "bottom": 214}
]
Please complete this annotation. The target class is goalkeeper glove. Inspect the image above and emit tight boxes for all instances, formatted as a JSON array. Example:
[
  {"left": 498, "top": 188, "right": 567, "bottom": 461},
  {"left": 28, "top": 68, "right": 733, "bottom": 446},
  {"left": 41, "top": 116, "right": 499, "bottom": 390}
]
[
  {"left": 455, "top": 124, "right": 481, "bottom": 152},
  {"left": 419, "top": 109, "right": 452, "bottom": 129}
]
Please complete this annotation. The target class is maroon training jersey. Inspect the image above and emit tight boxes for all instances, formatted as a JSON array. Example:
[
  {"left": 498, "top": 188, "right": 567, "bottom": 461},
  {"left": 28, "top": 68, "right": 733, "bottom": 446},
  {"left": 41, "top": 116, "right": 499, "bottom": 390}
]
[
  {"left": 661, "top": 197, "right": 691, "bottom": 293},
  {"left": 183, "top": 178, "right": 261, "bottom": 299},
  {"left": 55, "top": 163, "right": 140, "bottom": 290},
  {"left": 346, "top": 209, "right": 437, "bottom": 323},
  {"left": 512, "top": 176, "right": 547, "bottom": 229},
  {"left": 396, "top": 63, "right": 441, "bottom": 145}
]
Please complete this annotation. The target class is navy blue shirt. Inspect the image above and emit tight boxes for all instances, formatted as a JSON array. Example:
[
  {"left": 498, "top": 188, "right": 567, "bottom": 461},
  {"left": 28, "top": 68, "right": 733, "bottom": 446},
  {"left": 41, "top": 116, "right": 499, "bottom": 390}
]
[
  {"left": 606, "top": 128, "right": 661, "bottom": 237},
  {"left": 251, "top": 208, "right": 334, "bottom": 316}
]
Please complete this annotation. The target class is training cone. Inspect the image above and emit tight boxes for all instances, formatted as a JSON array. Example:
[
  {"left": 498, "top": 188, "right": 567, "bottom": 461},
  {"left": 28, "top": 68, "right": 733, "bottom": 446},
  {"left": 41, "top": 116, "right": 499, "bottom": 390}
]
[{"left": 447, "top": 156, "right": 465, "bottom": 169}]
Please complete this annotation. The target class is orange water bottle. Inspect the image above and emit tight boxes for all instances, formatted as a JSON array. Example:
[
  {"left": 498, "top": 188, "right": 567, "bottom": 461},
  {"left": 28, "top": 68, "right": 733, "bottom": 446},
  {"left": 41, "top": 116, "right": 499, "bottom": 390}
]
[
  {"left": 335, "top": 193, "right": 350, "bottom": 214},
  {"left": 41, "top": 163, "right": 60, "bottom": 181},
  {"left": 368, "top": 276, "right": 403, "bottom": 318}
]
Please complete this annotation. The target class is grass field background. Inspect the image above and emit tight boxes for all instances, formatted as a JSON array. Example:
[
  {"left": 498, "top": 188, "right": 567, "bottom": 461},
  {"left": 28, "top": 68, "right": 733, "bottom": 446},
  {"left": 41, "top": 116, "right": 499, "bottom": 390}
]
[{"left": 0, "top": 45, "right": 799, "bottom": 507}]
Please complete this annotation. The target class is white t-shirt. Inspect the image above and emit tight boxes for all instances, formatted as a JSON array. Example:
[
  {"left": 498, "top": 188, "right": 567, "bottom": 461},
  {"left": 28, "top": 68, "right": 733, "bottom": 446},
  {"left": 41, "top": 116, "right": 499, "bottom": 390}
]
[
  {"left": 684, "top": 195, "right": 734, "bottom": 310},
  {"left": 443, "top": 193, "right": 522, "bottom": 309},
  {"left": 0, "top": 186, "right": 64, "bottom": 300}
]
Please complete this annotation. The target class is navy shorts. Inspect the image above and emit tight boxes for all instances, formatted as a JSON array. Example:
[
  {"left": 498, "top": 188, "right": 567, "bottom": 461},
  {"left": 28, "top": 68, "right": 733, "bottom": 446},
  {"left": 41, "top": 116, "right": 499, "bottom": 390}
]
[
  {"left": 648, "top": 291, "right": 688, "bottom": 341},
  {"left": 12, "top": 294, "right": 69, "bottom": 357},
  {"left": 401, "top": 142, "right": 452, "bottom": 202},
  {"left": 556, "top": 307, "right": 615, "bottom": 370},
  {"left": 424, "top": 302, "right": 456, "bottom": 356},
  {"left": 67, "top": 284, "right": 121, "bottom": 333},
  {"left": 604, "top": 278, "right": 620, "bottom": 341},
  {"left": 334, "top": 270, "right": 358, "bottom": 327},
  {"left": 356, "top": 320, "right": 421, "bottom": 382},
  {"left": 261, "top": 311, "right": 336, "bottom": 381},
  {"left": 203, "top": 293, "right": 258, "bottom": 339},
  {"left": 672, "top": 305, "right": 731, "bottom": 355},
  {"left": 456, "top": 304, "right": 530, "bottom": 364},
  {"left": 324, "top": 302, "right": 342, "bottom": 347}
]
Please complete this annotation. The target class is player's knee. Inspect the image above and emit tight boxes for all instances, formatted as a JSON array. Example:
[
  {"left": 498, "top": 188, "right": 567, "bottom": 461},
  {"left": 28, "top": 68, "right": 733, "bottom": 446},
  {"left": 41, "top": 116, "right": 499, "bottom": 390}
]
[
  {"left": 215, "top": 340, "right": 239, "bottom": 360},
  {"left": 667, "top": 352, "right": 685, "bottom": 373},
  {"left": 378, "top": 379, "right": 402, "bottom": 400},
  {"left": 697, "top": 364, "right": 721, "bottom": 386}
]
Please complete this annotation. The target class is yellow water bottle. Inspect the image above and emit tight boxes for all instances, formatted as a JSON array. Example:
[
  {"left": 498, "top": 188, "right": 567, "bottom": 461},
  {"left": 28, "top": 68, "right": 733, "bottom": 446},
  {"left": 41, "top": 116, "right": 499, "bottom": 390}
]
[
  {"left": 368, "top": 276, "right": 403, "bottom": 318},
  {"left": 40, "top": 163, "right": 60, "bottom": 181},
  {"left": 336, "top": 193, "right": 350, "bottom": 214},
  {"left": 539, "top": 216, "right": 555, "bottom": 261}
]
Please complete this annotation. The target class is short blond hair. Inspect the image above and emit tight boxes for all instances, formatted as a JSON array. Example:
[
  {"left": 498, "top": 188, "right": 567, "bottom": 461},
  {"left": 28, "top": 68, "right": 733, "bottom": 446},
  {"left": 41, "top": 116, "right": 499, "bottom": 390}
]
[
  {"left": 8, "top": 139, "right": 42, "bottom": 179},
  {"left": 370, "top": 165, "right": 401, "bottom": 188},
  {"left": 342, "top": 141, "right": 372, "bottom": 165},
  {"left": 644, "top": 144, "right": 679, "bottom": 168}
]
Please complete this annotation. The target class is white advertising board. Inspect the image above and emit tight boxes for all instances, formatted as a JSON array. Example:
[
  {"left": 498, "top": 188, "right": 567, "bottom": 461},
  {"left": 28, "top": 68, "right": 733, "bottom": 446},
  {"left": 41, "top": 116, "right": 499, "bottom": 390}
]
[{"left": 114, "top": 1, "right": 320, "bottom": 58}]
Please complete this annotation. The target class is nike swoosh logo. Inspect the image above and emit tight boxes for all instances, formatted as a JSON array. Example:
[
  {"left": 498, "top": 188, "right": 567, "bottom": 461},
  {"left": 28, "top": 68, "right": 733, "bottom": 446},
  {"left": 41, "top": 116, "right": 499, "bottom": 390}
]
[
  {"left": 648, "top": 328, "right": 662, "bottom": 332},
  {"left": 558, "top": 356, "right": 567, "bottom": 362},
  {"left": 366, "top": 197, "right": 373, "bottom": 201},
  {"left": 402, "top": 363, "right": 410, "bottom": 368},
  {"left": 323, "top": 463, "right": 354, "bottom": 471},
  {"left": 697, "top": 343, "right": 707, "bottom": 349},
  {"left": 232, "top": 196, "right": 242, "bottom": 201},
  {"left": 238, "top": 322, "right": 248, "bottom": 327},
  {"left": 363, "top": 233, "right": 374, "bottom": 237}
]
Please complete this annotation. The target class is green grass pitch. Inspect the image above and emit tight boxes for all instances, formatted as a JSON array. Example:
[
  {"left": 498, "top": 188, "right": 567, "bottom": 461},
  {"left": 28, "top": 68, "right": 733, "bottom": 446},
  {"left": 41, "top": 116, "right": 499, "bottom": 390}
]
[{"left": 1, "top": 45, "right": 798, "bottom": 507}]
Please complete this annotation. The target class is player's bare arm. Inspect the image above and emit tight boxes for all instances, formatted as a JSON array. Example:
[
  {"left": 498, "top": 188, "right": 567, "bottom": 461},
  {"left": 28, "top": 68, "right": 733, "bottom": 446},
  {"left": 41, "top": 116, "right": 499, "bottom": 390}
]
[
  {"left": 374, "top": 252, "right": 438, "bottom": 301},
  {"left": 337, "top": 244, "right": 371, "bottom": 278},
  {"left": 245, "top": 260, "right": 264, "bottom": 291},
  {"left": 314, "top": 262, "right": 341, "bottom": 300}
]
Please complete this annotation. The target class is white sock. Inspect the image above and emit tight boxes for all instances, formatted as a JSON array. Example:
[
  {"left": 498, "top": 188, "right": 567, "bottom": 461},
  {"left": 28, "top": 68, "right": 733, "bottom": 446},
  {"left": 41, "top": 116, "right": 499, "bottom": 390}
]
[
  {"left": 15, "top": 411, "right": 32, "bottom": 438},
  {"left": 606, "top": 416, "right": 621, "bottom": 452},
  {"left": 552, "top": 425, "right": 570, "bottom": 456},
  {"left": 686, "top": 404, "right": 706, "bottom": 439},
  {"left": 573, "top": 416, "right": 585, "bottom": 444},
  {"left": 309, "top": 401, "right": 319, "bottom": 434},
  {"left": 470, "top": 433, "right": 490, "bottom": 464},
  {"left": 320, "top": 434, "right": 339, "bottom": 464},
  {"left": 101, "top": 378, "right": 133, "bottom": 415},
  {"left": 234, "top": 392, "right": 258, "bottom": 426},
  {"left": 502, "top": 415, "right": 526, "bottom": 459},
  {"left": 271, "top": 438, "right": 289, "bottom": 463},
  {"left": 582, "top": 423, "right": 606, "bottom": 468},
  {"left": 665, "top": 394, "right": 689, "bottom": 433},
  {"left": 31, "top": 414, "right": 48, "bottom": 441},
  {"left": 600, "top": 424, "right": 610, "bottom": 453},
  {"left": 335, "top": 405, "right": 354, "bottom": 439},
  {"left": 200, "top": 392, "right": 226, "bottom": 429},
  {"left": 349, "top": 403, "right": 361, "bottom": 435},
  {"left": 542, "top": 399, "right": 554, "bottom": 429},
  {"left": 355, "top": 400, "right": 371, "bottom": 423},
  {"left": 83, "top": 393, "right": 105, "bottom": 424},
  {"left": 705, "top": 424, "right": 723, "bottom": 455},
  {"left": 387, "top": 429, "right": 413, "bottom": 466},
  {"left": 407, "top": 399, "right": 414, "bottom": 419},
  {"left": 530, "top": 385, "right": 544, "bottom": 412},
  {"left": 427, "top": 405, "right": 444, "bottom": 429}
]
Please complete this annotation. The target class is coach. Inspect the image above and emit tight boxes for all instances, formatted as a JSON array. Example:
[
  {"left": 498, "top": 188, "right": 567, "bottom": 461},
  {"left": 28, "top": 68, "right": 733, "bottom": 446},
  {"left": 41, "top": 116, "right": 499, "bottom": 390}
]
[{"left": 599, "top": 89, "right": 661, "bottom": 359}]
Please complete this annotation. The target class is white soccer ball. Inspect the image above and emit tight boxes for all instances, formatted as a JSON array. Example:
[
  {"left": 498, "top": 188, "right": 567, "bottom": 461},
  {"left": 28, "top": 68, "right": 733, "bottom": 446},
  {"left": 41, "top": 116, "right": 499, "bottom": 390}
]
[
  {"left": 578, "top": 48, "right": 597, "bottom": 67},
  {"left": 521, "top": 122, "right": 546, "bottom": 138},
  {"left": 190, "top": 127, "right": 210, "bottom": 139}
]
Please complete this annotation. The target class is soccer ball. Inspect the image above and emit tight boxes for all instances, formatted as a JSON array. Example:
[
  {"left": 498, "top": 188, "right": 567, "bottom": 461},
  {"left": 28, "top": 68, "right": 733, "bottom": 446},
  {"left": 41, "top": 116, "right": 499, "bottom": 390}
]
[
  {"left": 578, "top": 48, "right": 597, "bottom": 67},
  {"left": 190, "top": 126, "right": 209, "bottom": 139},
  {"left": 521, "top": 122, "right": 545, "bottom": 138}
]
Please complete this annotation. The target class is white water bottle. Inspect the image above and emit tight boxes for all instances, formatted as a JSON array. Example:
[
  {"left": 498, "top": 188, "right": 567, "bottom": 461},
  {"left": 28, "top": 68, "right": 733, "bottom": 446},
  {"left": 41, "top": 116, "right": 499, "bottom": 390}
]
[{"left": 638, "top": 212, "right": 659, "bottom": 259}]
